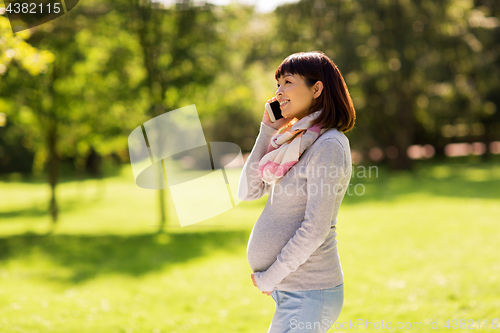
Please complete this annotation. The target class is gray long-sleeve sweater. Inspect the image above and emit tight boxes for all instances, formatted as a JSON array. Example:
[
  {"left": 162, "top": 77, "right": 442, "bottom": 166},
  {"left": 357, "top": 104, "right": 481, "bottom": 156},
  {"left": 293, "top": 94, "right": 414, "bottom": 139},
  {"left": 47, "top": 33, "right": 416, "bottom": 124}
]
[{"left": 238, "top": 121, "right": 352, "bottom": 291}]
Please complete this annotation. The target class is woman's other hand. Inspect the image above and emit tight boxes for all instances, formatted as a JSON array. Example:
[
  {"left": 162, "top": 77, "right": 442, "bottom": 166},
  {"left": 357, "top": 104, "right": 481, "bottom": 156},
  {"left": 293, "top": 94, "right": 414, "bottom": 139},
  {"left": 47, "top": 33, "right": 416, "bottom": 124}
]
[
  {"left": 251, "top": 273, "right": 273, "bottom": 295},
  {"left": 262, "top": 97, "right": 293, "bottom": 131}
]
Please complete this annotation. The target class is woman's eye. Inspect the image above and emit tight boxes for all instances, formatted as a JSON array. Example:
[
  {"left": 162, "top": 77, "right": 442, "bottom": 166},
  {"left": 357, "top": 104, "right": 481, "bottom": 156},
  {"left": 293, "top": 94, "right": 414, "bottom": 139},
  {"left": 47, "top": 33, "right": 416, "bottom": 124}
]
[{"left": 277, "top": 80, "right": 290, "bottom": 87}]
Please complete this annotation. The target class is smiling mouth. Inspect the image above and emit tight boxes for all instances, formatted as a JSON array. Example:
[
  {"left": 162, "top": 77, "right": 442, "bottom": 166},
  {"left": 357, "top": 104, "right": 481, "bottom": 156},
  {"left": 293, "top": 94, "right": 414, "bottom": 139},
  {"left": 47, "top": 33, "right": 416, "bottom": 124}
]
[{"left": 280, "top": 100, "right": 290, "bottom": 107}]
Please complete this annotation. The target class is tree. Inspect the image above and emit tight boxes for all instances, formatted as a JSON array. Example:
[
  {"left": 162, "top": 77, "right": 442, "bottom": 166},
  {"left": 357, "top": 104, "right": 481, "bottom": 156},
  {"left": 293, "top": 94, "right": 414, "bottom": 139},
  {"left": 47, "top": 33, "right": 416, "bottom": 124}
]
[{"left": 1, "top": 1, "right": 147, "bottom": 231}]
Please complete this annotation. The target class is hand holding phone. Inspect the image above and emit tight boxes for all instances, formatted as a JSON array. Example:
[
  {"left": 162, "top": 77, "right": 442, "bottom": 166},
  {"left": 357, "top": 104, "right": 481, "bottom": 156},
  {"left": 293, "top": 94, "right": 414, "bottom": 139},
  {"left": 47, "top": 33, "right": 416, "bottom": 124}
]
[
  {"left": 262, "top": 97, "right": 291, "bottom": 130},
  {"left": 265, "top": 100, "right": 284, "bottom": 123}
]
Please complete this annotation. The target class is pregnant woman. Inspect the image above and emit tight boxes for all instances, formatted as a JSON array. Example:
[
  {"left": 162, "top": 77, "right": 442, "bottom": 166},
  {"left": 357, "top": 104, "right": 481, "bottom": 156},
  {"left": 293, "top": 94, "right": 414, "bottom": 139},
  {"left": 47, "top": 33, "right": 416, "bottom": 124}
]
[{"left": 238, "top": 51, "right": 356, "bottom": 333}]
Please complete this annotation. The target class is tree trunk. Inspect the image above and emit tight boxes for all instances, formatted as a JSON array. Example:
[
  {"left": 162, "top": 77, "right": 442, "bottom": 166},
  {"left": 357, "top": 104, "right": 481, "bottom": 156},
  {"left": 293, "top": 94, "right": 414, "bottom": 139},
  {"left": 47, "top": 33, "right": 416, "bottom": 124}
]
[
  {"left": 47, "top": 120, "right": 59, "bottom": 232},
  {"left": 44, "top": 61, "right": 61, "bottom": 234},
  {"left": 387, "top": 0, "right": 415, "bottom": 171},
  {"left": 134, "top": 0, "right": 168, "bottom": 232}
]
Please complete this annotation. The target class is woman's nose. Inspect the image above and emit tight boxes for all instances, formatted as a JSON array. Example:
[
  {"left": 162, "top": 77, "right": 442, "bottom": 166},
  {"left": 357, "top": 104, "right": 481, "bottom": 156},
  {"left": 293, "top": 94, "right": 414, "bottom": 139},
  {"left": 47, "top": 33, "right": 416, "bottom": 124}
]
[{"left": 276, "top": 86, "right": 283, "bottom": 96}]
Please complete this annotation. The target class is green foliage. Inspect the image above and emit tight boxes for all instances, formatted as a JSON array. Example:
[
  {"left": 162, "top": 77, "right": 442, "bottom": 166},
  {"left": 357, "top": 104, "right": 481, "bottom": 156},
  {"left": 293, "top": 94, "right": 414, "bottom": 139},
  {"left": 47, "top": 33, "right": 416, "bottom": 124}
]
[{"left": 0, "top": 13, "right": 55, "bottom": 76}]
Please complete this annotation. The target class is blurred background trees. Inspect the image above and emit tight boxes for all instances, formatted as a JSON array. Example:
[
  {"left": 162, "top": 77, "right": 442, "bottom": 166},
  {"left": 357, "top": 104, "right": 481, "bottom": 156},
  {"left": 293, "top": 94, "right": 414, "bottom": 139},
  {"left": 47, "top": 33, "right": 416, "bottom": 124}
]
[{"left": 1, "top": 0, "right": 499, "bottom": 226}]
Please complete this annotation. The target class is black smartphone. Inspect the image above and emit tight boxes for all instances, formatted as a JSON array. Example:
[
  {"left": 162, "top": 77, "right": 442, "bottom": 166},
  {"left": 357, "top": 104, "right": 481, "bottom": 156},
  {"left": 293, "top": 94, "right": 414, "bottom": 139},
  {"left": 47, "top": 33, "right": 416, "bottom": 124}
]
[{"left": 265, "top": 100, "right": 284, "bottom": 122}]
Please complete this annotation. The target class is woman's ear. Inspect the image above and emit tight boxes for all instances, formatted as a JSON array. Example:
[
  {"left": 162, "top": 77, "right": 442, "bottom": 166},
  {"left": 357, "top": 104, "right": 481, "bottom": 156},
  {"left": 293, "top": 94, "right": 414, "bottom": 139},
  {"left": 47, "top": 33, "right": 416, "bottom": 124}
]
[{"left": 312, "top": 81, "right": 323, "bottom": 99}]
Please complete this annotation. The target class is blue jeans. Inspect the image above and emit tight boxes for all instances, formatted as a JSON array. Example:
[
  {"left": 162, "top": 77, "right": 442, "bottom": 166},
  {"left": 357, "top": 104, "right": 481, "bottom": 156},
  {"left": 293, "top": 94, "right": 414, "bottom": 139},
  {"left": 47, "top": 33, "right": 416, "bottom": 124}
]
[{"left": 267, "top": 283, "right": 344, "bottom": 333}]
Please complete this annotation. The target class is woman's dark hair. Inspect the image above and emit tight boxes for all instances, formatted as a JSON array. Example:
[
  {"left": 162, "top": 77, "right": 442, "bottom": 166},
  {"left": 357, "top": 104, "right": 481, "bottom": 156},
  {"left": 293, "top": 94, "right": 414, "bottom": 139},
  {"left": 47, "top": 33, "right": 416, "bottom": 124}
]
[{"left": 275, "top": 51, "right": 356, "bottom": 133}]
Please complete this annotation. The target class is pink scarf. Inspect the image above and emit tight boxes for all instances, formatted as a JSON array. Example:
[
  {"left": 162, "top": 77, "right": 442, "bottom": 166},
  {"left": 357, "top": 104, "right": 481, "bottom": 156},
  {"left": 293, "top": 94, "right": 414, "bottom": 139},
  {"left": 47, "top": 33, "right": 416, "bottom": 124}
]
[{"left": 258, "top": 109, "right": 328, "bottom": 204}]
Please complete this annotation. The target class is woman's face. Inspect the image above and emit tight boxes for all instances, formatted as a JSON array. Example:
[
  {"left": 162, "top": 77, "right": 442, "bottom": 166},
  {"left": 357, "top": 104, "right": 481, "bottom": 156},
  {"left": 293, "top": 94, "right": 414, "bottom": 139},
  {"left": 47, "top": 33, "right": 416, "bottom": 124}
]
[{"left": 275, "top": 73, "right": 318, "bottom": 120}]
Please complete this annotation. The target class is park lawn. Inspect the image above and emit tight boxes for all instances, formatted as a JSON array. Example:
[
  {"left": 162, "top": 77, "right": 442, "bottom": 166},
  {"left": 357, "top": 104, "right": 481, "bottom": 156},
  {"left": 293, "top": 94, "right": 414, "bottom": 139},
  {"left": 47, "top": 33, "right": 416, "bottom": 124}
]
[{"left": 0, "top": 156, "right": 499, "bottom": 332}]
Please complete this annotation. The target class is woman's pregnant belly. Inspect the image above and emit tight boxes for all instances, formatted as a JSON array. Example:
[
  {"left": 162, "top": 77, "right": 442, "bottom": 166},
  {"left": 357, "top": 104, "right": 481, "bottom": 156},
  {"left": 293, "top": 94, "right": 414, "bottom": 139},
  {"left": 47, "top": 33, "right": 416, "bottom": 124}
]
[{"left": 246, "top": 207, "right": 306, "bottom": 272}]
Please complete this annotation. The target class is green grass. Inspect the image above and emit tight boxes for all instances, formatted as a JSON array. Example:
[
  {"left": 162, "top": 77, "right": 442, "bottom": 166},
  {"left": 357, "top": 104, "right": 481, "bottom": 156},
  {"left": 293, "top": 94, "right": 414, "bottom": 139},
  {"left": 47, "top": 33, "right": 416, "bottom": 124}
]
[{"left": 0, "top": 156, "right": 499, "bottom": 332}]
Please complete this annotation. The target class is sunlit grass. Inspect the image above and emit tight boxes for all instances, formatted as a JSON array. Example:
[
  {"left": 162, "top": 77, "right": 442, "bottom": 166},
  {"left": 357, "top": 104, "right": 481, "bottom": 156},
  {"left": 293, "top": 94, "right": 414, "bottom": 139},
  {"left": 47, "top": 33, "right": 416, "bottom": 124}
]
[{"left": 0, "top": 156, "right": 499, "bottom": 332}]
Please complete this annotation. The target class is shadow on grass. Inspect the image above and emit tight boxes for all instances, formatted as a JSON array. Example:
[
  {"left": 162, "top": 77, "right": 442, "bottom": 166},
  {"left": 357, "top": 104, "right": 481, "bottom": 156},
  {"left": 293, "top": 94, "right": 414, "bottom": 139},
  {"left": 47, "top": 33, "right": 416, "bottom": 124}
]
[
  {"left": 0, "top": 230, "right": 249, "bottom": 284},
  {"left": 0, "top": 207, "right": 50, "bottom": 219},
  {"left": 0, "top": 195, "right": 105, "bottom": 219}
]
